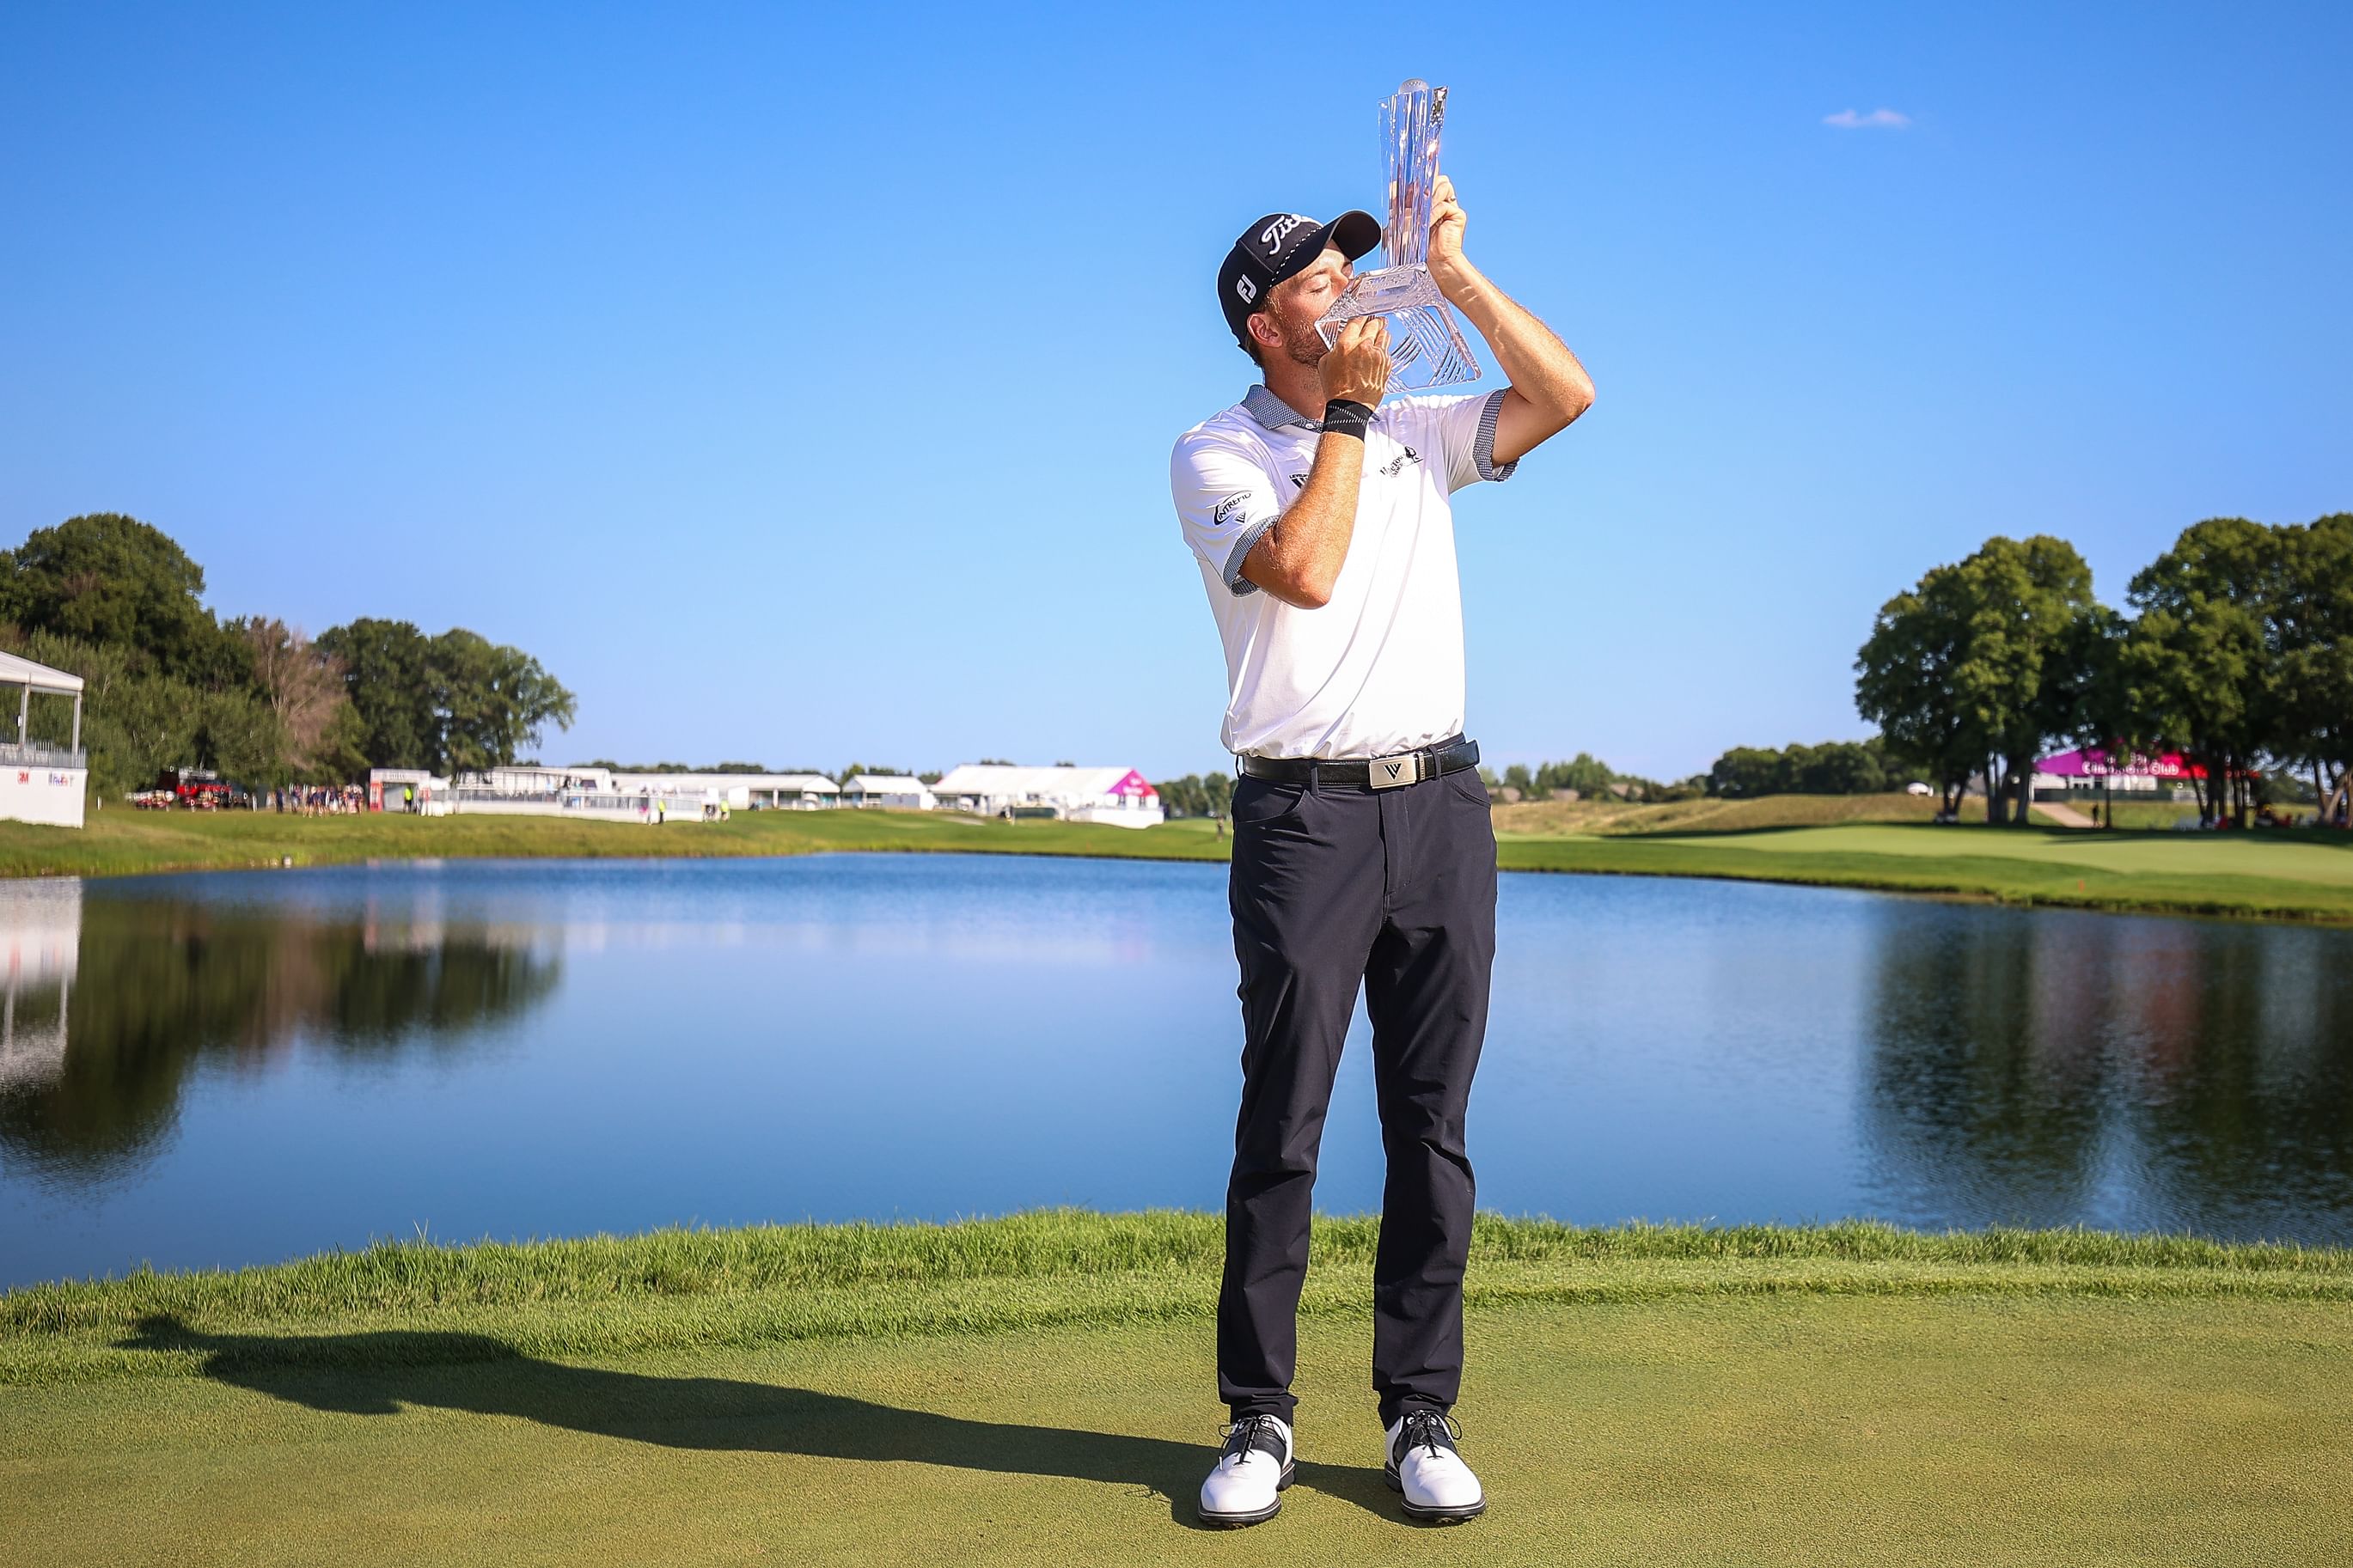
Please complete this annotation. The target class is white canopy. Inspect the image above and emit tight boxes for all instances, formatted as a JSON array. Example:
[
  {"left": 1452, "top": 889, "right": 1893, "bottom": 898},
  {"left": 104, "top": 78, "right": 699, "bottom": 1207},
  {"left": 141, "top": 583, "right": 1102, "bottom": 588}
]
[
  {"left": 0, "top": 650, "right": 83, "bottom": 695},
  {"left": 932, "top": 764, "right": 1150, "bottom": 800}
]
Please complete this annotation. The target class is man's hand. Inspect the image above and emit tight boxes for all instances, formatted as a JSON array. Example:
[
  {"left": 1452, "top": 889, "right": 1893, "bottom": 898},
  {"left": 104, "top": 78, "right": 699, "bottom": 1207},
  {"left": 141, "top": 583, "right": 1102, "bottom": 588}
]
[
  {"left": 1427, "top": 174, "right": 1470, "bottom": 292},
  {"left": 1322, "top": 315, "right": 1392, "bottom": 406},
  {"left": 1415, "top": 173, "right": 1596, "bottom": 467}
]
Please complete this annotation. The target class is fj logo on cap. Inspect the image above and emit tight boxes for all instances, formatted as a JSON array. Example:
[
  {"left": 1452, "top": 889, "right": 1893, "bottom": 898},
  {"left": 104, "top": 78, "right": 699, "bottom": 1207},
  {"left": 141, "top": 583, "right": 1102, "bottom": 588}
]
[{"left": 1235, "top": 275, "right": 1256, "bottom": 303}]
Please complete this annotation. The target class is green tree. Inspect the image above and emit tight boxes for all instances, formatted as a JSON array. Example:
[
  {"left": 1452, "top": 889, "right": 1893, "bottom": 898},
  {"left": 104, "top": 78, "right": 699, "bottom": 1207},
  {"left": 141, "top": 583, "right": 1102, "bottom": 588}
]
[
  {"left": 429, "top": 629, "right": 576, "bottom": 774},
  {"left": 318, "top": 619, "right": 574, "bottom": 775},
  {"left": 0, "top": 513, "right": 234, "bottom": 678},
  {"left": 2122, "top": 518, "right": 2278, "bottom": 826},
  {"left": 1202, "top": 771, "right": 1232, "bottom": 818},
  {"left": 1155, "top": 774, "right": 1210, "bottom": 817},
  {"left": 317, "top": 619, "right": 436, "bottom": 769},
  {"left": 1858, "top": 536, "right": 2104, "bottom": 822},
  {"left": 233, "top": 618, "right": 362, "bottom": 784},
  {"left": 1535, "top": 753, "right": 1616, "bottom": 798},
  {"left": 1856, "top": 561, "right": 1985, "bottom": 814},
  {"left": 1950, "top": 536, "right": 2102, "bottom": 827},
  {"left": 2270, "top": 514, "right": 2353, "bottom": 808}
]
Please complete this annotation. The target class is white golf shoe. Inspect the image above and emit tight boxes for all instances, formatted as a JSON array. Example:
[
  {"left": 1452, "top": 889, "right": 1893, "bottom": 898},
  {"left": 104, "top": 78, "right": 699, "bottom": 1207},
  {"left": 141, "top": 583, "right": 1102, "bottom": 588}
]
[
  {"left": 1384, "top": 1410, "right": 1484, "bottom": 1522},
  {"left": 1198, "top": 1413, "right": 1294, "bottom": 1527}
]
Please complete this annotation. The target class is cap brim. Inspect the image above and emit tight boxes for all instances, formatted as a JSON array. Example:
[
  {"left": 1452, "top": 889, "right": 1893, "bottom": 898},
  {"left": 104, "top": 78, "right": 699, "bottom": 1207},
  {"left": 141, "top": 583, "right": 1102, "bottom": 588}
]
[{"left": 1270, "top": 210, "right": 1384, "bottom": 285}]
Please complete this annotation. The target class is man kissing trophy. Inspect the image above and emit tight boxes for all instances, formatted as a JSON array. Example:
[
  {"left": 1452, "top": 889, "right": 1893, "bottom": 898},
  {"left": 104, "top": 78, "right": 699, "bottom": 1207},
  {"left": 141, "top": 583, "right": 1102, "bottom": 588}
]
[{"left": 1170, "top": 79, "right": 1597, "bottom": 1528}]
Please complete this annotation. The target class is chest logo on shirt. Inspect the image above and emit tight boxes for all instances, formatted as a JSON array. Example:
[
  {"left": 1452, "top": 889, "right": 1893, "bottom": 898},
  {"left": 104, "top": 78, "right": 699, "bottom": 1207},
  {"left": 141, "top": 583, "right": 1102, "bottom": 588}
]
[
  {"left": 1379, "top": 444, "right": 1422, "bottom": 479},
  {"left": 1213, "top": 491, "right": 1253, "bottom": 527},
  {"left": 1287, "top": 473, "right": 1307, "bottom": 489}
]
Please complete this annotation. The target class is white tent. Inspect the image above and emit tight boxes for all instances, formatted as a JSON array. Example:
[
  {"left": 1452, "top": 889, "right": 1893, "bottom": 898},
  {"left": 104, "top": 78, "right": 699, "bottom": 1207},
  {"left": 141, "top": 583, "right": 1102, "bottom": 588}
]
[
  {"left": 0, "top": 651, "right": 88, "bottom": 828},
  {"left": 841, "top": 774, "right": 935, "bottom": 809},
  {"left": 931, "top": 764, "right": 1164, "bottom": 828}
]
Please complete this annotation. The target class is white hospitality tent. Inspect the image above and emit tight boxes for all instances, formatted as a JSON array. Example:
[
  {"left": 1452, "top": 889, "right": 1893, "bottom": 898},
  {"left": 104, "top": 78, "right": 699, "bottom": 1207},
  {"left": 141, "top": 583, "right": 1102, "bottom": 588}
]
[
  {"left": 931, "top": 764, "right": 1164, "bottom": 828},
  {"left": 0, "top": 650, "right": 84, "bottom": 758},
  {"left": 0, "top": 651, "right": 88, "bottom": 828},
  {"left": 841, "top": 774, "right": 936, "bottom": 809}
]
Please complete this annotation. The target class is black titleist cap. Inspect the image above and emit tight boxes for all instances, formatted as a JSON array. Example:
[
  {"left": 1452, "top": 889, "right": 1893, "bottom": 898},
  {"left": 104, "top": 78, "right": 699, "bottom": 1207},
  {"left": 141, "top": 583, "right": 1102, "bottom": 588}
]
[{"left": 1218, "top": 209, "right": 1381, "bottom": 347}]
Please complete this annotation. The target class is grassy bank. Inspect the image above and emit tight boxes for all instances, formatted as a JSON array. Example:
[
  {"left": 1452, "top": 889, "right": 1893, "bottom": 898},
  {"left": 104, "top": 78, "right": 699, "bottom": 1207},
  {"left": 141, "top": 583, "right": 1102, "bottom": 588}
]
[
  {"left": 1494, "top": 822, "right": 2353, "bottom": 924},
  {"left": 8, "top": 801, "right": 2350, "bottom": 925},
  {"left": 4, "top": 1214, "right": 2350, "bottom": 1565},
  {"left": 0, "top": 805, "right": 1232, "bottom": 880},
  {"left": 7, "top": 1211, "right": 2350, "bottom": 1386}
]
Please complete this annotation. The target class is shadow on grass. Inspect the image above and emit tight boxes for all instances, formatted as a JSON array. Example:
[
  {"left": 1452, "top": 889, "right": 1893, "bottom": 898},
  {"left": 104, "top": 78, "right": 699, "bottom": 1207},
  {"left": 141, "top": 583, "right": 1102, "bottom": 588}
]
[{"left": 119, "top": 1315, "right": 1397, "bottom": 1529}]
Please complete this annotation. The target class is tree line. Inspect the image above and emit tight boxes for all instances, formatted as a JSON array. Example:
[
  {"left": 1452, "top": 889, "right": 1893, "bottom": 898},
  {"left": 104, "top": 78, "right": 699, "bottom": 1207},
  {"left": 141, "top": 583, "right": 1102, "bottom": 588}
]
[
  {"left": 1855, "top": 514, "right": 2350, "bottom": 826},
  {"left": 0, "top": 513, "right": 577, "bottom": 799},
  {"left": 1707, "top": 738, "right": 1918, "bottom": 799}
]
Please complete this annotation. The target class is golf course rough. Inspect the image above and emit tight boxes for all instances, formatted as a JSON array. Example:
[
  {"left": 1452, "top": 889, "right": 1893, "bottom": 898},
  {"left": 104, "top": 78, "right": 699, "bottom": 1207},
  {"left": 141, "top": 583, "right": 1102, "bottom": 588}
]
[{"left": 3, "top": 1214, "right": 2350, "bottom": 1565}]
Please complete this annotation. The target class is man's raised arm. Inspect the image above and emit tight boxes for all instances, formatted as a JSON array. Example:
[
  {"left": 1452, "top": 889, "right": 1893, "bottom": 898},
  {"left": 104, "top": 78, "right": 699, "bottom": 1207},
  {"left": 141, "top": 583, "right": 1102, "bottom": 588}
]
[
  {"left": 1424, "top": 175, "right": 1595, "bottom": 468},
  {"left": 1241, "top": 317, "right": 1395, "bottom": 609}
]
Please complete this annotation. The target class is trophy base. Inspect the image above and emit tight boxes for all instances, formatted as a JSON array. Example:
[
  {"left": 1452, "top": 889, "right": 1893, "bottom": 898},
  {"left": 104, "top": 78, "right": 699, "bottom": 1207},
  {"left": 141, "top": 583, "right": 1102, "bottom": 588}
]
[{"left": 1313, "top": 265, "right": 1481, "bottom": 390}]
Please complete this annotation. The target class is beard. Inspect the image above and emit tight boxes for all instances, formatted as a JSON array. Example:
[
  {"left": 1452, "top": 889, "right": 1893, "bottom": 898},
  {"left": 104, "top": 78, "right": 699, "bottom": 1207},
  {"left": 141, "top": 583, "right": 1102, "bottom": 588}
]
[{"left": 1273, "top": 308, "right": 1330, "bottom": 369}]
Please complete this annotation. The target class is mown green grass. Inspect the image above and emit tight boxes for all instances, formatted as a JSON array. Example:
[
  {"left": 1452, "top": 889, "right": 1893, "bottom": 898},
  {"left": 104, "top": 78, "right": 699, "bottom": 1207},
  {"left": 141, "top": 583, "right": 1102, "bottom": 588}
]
[
  {"left": 0, "top": 806, "right": 1230, "bottom": 880},
  {"left": 4, "top": 1215, "right": 2350, "bottom": 1565},
  {"left": 7, "top": 1211, "right": 2350, "bottom": 1387},
  {"left": 1497, "top": 822, "right": 2353, "bottom": 923}
]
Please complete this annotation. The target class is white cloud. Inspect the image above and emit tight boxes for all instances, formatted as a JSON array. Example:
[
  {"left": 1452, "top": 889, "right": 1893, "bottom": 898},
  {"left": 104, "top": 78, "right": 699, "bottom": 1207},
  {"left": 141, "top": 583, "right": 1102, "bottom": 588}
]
[{"left": 1823, "top": 107, "right": 1911, "bottom": 130}]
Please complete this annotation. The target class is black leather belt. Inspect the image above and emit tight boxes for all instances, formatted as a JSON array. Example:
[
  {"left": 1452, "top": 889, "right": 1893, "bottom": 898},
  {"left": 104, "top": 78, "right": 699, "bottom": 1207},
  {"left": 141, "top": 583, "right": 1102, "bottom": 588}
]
[{"left": 1237, "top": 736, "right": 1481, "bottom": 790}]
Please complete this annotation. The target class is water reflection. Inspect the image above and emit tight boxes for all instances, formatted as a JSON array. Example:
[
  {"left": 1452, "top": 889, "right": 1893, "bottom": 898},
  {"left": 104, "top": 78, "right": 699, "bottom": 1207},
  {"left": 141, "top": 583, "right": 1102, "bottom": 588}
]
[
  {"left": 0, "top": 880, "right": 562, "bottom": 1183},
  {"left": 1861, "top": 906, "right": 2353, "bottom": 1238},
  {"left": 5, "top": 857, "right": 2353, "bottom": 1289}
]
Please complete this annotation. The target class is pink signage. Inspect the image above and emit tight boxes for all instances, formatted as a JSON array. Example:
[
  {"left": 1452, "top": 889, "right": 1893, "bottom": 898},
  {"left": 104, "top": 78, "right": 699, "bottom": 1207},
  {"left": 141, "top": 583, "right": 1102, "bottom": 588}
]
[{"left": 2038, "top": 747, "right": 2209, "bottom": 779}]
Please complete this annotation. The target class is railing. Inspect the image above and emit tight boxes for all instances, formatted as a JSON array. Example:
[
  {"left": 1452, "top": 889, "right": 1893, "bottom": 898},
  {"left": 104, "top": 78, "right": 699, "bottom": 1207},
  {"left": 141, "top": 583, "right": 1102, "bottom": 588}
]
[
  {"left": 449, "top": 788, "right": 675, "bottom": 815},
  {"left": 0, "top": 740, "right": 86, "bottom": 769}
]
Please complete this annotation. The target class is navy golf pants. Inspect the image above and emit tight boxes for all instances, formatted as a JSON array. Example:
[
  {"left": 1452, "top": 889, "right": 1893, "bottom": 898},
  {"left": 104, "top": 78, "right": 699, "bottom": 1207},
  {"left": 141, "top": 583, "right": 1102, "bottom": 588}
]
[{"left": 1218, "top": 759, "right": 1497, "bottom": 1428}]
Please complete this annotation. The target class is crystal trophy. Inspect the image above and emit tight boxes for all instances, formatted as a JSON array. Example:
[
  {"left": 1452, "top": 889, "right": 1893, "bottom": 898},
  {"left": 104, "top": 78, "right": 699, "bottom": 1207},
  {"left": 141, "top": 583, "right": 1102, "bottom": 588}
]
[{"left": 1314, "top": 78, "right": 1481, "bottom": 389}]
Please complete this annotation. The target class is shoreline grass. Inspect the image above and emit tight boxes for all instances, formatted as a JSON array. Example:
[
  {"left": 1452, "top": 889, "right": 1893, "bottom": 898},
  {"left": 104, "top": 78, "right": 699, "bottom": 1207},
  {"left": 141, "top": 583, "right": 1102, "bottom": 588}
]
[
  {"left": 3, "top": 803, "right": 2350, "bottom": 924},
  {"left": 8, "top": 1211, "right": 2350, "bottom": 1388}
]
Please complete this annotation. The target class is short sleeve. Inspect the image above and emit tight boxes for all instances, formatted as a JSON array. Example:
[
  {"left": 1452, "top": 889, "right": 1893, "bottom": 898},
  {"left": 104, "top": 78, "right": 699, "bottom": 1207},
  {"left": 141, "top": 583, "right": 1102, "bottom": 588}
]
[
  {"left": 1386, "top": 388, "right": 1518, "bottom": 493},
  {"left": 1170, "top": 433, "right": 1284, "bottom": 596}
]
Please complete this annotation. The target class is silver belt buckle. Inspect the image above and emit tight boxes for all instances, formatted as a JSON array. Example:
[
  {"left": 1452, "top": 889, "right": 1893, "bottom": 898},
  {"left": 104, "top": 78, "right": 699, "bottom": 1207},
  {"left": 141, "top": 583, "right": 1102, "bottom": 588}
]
[{"left": 1368, "top": 750, "right": 1422, "bottom": 790}]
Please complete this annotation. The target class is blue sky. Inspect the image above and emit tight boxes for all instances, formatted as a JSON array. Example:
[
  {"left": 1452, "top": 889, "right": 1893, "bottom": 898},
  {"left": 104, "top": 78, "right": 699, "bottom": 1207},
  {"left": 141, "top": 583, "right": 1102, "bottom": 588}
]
[{"left": 3, "top": 3, "right": 2346, "bottom": 780}]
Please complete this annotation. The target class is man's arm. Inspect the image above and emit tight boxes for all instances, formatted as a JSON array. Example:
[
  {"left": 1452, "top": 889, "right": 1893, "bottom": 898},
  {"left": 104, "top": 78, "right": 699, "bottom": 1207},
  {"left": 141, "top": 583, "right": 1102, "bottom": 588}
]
[
  {"left": 1240, "top": 317, "right": 1393, "bottom": 609},
  {"left": 1426, "top": 175, "right": 1594, "bottom": 467}
]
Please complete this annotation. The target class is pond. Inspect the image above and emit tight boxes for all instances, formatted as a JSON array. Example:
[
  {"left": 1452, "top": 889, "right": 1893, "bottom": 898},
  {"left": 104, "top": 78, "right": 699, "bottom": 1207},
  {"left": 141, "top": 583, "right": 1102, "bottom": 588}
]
[{"left": 3, "top": 853, "right": 2350, "bottom": 1289}]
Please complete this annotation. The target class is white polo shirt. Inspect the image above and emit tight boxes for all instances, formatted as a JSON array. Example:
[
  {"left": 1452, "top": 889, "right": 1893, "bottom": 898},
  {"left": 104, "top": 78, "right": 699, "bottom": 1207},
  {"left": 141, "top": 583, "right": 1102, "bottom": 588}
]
[{"left": 1170, "top": 383, "right": 1517, "bottom": 760}]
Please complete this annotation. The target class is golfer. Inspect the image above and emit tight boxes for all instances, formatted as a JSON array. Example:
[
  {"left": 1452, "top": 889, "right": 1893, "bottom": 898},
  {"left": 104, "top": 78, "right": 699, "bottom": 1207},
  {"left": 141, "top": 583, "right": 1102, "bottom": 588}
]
[{"left": 1170, "top": 180, "right": 1593, "bottom": 1527}]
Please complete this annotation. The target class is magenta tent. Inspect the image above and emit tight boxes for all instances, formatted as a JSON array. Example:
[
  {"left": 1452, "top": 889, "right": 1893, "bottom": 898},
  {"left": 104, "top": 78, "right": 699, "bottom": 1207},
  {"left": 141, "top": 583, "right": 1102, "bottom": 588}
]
[{"left": 2037, "top": 747, "right": 2210, "bottom": 779}]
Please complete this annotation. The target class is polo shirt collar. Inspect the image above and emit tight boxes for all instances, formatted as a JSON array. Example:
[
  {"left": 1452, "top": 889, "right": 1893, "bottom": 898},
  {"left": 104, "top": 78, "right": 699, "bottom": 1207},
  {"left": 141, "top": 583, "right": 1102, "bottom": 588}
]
[{"left": 1240, "top": 383, "right": 1325, "bottom": 432}]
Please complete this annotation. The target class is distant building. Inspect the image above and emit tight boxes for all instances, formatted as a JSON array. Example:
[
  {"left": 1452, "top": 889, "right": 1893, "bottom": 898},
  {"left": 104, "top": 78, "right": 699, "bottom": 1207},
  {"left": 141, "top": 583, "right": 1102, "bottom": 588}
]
[
  {"left": 442, "top": 766, "right": 844, "bottom": 817},
  {"left": 930, "top": 764, "right": 1164, "bottom": 828},
  {"left": 606, "top": 772, "right": 839, "bottom": 810},
  {"left": 841, "top": 774, "right": 936, "bottom": 810}
]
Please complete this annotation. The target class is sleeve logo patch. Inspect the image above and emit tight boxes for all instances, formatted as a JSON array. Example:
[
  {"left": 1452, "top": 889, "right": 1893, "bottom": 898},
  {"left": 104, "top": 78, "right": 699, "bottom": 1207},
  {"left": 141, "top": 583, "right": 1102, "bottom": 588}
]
[{"left": 1212, "top": 491, "right": 1254, "bottom": 527}]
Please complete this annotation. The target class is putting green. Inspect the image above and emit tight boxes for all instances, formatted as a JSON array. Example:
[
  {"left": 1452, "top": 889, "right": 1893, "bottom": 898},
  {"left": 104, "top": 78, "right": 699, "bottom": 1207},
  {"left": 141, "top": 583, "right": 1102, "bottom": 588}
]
[{"left": 4, "top": 1292, "right": 2348, "bottom": 1565}]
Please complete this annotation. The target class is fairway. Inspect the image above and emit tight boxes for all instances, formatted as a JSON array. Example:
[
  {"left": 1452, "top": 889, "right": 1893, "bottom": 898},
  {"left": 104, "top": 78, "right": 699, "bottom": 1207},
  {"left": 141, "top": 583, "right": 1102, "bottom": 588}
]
[
  {"left": 1641, "top": 821, "right": 2353, "bottom": 886},
  {"left": 4, "top": 1294, "right": 2348, "bottom": 1565}
]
